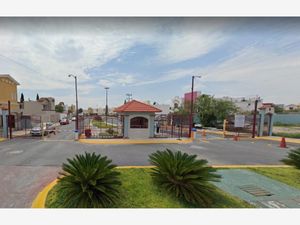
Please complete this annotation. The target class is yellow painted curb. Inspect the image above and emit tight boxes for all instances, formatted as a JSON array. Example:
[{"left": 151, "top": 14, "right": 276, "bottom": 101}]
[
  {"left": 31, "top": 164, "right": 292, "bottom": 208},
  {"left": 256, "top": 136, "right": 300, "bottom": 144},
  {"left": 31, "top": 179, "right": 58, "bottom": 208},
  {"left": 79, "top": 138, "right": 193, "bottom": 145}
]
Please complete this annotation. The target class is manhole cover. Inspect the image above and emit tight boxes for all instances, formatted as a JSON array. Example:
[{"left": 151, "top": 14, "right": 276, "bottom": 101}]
[
  {"left": 7, "top": 150, "right": 24, "bottom": 155},
  {"left": 239, "top": 185, "right": 274, "bottom": 197}
]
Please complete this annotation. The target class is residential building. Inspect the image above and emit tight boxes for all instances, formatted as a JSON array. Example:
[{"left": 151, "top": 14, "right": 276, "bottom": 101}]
[
  {"left": 0, "top": 74, "right": 20, "bottom": 111},
  {"left": 218, "top": 96, "right": 263, "bottom": 113},
  {"left": 284, "top": 104, "right": 298, "bottom": 111},
  {"left": 152, "top": 103, "right": 172, "bottom": 115}
]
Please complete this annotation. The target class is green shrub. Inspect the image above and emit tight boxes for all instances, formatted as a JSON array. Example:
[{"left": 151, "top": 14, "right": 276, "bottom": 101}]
[
  {"left": 149, "top": 149, "right": 221, "bottom": 206},
  {"left": 106, "top": 128, "right": 114, "bottom": 135},
  {"left": 57, "top": 152, "right": 121, "bottom": 208},
  {"left": 281, "top": 148, "right": 300, "bottom": 169}
]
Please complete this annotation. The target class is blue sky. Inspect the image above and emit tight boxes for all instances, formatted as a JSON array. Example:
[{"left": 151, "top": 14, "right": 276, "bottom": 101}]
[{"left": 0, "top": 17, "right": 300, "bottom": 108}]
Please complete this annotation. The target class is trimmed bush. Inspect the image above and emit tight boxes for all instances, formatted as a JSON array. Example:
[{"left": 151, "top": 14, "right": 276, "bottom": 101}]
[
  {"left": 281, "top": 148, "right": 300, "bottom": 169},
  {"left": 57, "top": 152, "right": 121, "bottom": 208},
  {"left": 149, "top": 149, "right": 221, "bottom": 206}
]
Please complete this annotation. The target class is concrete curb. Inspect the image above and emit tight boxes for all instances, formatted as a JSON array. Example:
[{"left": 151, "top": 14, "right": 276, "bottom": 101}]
[
  {"left": 256, "top": 136, "right": 300, "bottom": 144},
  {"left": 31, "top": 165, "right": 291, "bottom": 208},
  {"left": 79, "top": 138, "right": 193, "bottom": 145},
  {"left": 31, "top": 179, "right": 57, "bottom": 208}
]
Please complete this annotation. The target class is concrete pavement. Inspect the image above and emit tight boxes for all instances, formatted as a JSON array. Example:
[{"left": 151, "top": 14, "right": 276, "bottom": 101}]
[{"left": 0, "top": 121, "right": 299, "bottom": 207}]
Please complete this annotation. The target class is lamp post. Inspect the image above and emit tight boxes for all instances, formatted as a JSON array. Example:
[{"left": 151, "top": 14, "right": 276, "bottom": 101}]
[
  {"left": 105, "top": 87, "right": 109, "bottom": 126},
  {"left": 189, "top": 75, "right": 202, "bottom": 138},
  {"left": 252, "top": 97, "right": 259, "bottom": 138},
  {"left": 68, "top": 74, "right": 79, "bottom": 132}
]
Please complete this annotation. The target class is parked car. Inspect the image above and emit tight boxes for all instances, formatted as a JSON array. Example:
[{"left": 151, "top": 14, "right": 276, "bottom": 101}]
[
  {"left": 71, "top": 116, "right": 76, "bottom": 121},
  {"left": 60, "top": 118, "right": 69, "bottom": 125},
  {"left": 30, "top": 123, "right": 55, "bottom": 136},
  {"left": 194, "top": 123, "right": 203, "bottom": 129}
]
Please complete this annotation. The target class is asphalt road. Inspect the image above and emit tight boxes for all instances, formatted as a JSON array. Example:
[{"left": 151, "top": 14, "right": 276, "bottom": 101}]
[{"left": 0, "top": 122, "right": 299, "bottom": 207}]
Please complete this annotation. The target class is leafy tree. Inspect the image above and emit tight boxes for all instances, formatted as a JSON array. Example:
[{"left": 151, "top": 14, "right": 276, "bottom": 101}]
[
  {"left": 195, "top": 94, "right": 237, "bottom": 127},
  {"left": 274, "top": 105, "right": 284, "bottom": 113},
  {"left": 20, "top": 93, "right": 24, "bottom": 103},
  {"left": 57, "top": 152, "right": 121, "bottom": 208},
  {"left": 149, "top": 149, "right": 221, "bottom": 206},
  {"left": 87, "top": 107, "right": 94, "bottom": 115},
  {"left": 281, "top": 148, "right": 300, "bottom": 169},
  {"left": 36, "top": 93, "right": 40, "bottom": 101},
  {"left": 55, "top": 104, "right": 64, "bottom": 113}
]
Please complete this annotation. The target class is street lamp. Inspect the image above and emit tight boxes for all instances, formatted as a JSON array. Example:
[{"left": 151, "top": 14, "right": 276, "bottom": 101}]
[
  {"left": 68, "top": 74, "right": 79, "bottom": 132},
  {"left": 105, "top": 87, "right": 109, "bottom": 125},
  {"left": 189, "top": 75, "right": 202, "bottom": 138}
]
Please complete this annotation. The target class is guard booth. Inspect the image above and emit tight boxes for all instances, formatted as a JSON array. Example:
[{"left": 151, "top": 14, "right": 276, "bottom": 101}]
[
  {"left": 258, "top": 103, "right": 275, "bottom": 136},
  {"left": 114, "top": 100, "right": 162, "bottom": 139}
]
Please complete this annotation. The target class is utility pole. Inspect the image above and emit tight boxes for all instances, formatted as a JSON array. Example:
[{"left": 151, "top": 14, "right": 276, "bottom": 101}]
[
  {"left": 105, "top": 87, "right": 109, "bottom": 126},
  {"left": 8, "top": 100, "right": 12, "bottom": 139},
  {"left": 252, "top": 98, "right": 259, "bottom": 138},
  {"left": 189, "top": 75, "right": 201, "bottom": 138},
  {"left": 68, "top": 74, "right": 79, "bottom": 132}
]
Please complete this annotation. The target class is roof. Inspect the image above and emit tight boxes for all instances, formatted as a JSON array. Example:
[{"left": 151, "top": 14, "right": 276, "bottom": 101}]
[
  {"left": 0, "top": 74, "right": 20, "bottom": 85},
  {"left": 114, "top": 100, "right": 162, "bottom": 113}
]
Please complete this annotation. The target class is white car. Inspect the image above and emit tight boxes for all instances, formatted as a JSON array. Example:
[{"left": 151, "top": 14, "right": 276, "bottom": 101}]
[
  {"left": 194, "top": 123, "right": 203, "bottom": 129},
  {"left": 72, "top": 117, "right": 76, "bottom": 121}
]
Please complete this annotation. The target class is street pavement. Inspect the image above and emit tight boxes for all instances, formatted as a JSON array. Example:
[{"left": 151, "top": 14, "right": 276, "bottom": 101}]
[{"left": 0, "top": 121, "right": 299, "bottom": 207}]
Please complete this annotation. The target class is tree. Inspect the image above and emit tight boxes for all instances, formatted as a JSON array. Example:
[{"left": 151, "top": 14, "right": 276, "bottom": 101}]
[
  {"left": 78, "top": 108, "right": 83, "bottom": 114},
  {"left": 55, "top": 104, "right": 64, "bottom": 113},
  {"left": 274, "top": 105, "right": 284, "bottom": 114},
  {"left": 195, "top": 94, "right": 237, "bottom": 127},
  {"left": 87, "top": 107, "right": 94, "bottom": 115},
  {"left": 149, "top": 149, "right": 221, "bottom": 206},
  {"left": 57, "top": 152, "right": 121, "bottom": 208},
  {"left": 20, "top": 93, "right": 24, "bottom": 103},
  {"left": 36, "top": 93, "right": 39, "bottom": 101}
]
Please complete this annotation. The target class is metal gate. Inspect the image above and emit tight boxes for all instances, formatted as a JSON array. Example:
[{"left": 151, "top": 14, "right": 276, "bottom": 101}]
[
  {"left": 82, "top": 114, "right": 124, "bottom": 139},
  {"left": 155, "top": 114, "right": 189, "bottom": 138}
]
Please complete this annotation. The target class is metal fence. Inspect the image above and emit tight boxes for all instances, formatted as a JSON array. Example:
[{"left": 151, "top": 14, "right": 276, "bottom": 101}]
[
  {"left": 155, "top": 114, "right": 190, "bottom": 138},
  {"left": 82, "top": 114, "right": 124, "bottom": 139}
]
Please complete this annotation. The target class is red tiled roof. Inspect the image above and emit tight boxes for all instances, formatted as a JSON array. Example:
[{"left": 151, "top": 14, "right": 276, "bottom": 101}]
[{"left": 114, "top": 100, "right": 162, "bottom": 113}]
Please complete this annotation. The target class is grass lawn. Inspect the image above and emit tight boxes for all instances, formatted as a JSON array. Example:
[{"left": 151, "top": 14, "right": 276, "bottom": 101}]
[
  {"left": 273, "top": 132, "right": 300, "bottom": 139},
  {"left": 92, "top": 120, "right": 116, "bottom": 129},
  {"left": 248, "top": 167, "right": 300, "bottom": 190},
  {"left": 45, "top": 168, "right": 252, "bottom": 208}
]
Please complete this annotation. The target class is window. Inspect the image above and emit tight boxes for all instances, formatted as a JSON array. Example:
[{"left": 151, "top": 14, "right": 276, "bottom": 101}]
[{"left": 130, "top": 117, "right": 148, "bottom": 128}]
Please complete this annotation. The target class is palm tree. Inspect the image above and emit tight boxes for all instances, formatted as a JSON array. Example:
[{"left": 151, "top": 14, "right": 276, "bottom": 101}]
[
  {"left": 149, "top": 149, "right": 221, "bottom": 206},
  {"left": 281, "top": 148, "right": 300, "bottom": 169},
  {"left": 57, "top": 152, "right": 121, "bottom": 208}
]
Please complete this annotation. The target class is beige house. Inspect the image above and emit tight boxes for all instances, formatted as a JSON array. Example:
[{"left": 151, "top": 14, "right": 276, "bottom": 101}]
[
  {"left": 21, "top": 98, "right": 60, "bottom": 123},
  {"left": 0, "top": 74, "right": 20, "bottom": 111}
]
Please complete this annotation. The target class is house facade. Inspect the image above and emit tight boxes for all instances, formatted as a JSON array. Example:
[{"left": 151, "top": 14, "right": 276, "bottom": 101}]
[{"left": 0, "top": 74, "right": 20, "bottom": 111}]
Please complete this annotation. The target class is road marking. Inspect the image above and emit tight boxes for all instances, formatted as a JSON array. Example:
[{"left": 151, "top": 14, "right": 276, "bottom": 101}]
[{"left": 7, "top": 150, "right": 24, "bottom": 154}]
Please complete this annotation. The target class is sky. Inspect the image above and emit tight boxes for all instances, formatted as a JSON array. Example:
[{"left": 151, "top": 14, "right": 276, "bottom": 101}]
[{"left": 0, "top": 17, "right": 300, "bottom": 108}]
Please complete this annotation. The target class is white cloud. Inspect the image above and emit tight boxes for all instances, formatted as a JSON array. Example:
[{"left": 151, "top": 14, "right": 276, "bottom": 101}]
[
  {"left": 199, "top": 47, "right": 300, "bottom": 104},
  {"left": 156, "top": 18, "right": 229, "bottom": 64}
]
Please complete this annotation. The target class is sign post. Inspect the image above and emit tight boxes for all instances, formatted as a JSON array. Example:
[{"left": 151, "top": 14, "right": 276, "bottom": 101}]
[{"left": 234, "top": 114, "right": 245, "bottom": 139}]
